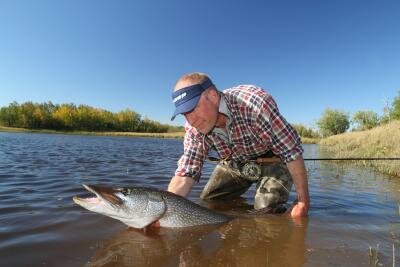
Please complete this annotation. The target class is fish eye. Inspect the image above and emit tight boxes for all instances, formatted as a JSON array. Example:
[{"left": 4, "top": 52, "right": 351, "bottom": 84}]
[{"left": 120, "top": 188, "right": 130, "bottom": 196}]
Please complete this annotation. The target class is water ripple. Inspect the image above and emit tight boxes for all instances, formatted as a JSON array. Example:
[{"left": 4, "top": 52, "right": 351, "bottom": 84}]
[{"left": 0, "top": 133, "right": 399, "bottom": 266}]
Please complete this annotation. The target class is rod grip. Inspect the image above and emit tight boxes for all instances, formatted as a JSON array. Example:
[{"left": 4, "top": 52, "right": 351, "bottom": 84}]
[{"left": 256, "top": 157, "right": 281, "bottom": 164}]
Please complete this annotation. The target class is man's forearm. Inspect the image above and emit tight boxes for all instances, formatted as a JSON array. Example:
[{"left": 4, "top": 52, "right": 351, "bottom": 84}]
[
  {"left": 286, "top": 155, "right": 309, "bottom": 205},
  {"left": 167, "top": 175, "right": 195, "bottom": 197}
]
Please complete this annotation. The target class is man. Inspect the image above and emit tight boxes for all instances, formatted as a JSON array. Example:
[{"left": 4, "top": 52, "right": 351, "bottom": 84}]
[{"left": 168, "top": 73, "right": 309, "bottom": 218}]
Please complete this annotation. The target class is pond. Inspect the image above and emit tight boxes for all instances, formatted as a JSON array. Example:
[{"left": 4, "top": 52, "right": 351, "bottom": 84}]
[{"left": 0, "top": 132, "right": 399, "bottom": 266}]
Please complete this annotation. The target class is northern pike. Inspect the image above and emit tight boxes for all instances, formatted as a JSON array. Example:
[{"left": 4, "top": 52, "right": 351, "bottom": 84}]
[{"left": 73, "top": 184, "right": 230, "bottom": 228}]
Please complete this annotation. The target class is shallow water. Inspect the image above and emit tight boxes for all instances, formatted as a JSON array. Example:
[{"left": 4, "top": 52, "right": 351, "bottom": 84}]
[{"left": 0, "top": 132, "right": 399, "bottom": 266}]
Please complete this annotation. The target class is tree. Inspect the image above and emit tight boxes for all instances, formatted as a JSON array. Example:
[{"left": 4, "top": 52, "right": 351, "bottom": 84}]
[
  {"left": 381, "top": 91, "right": 400, "bottom": 124},
  {"left": 139, "top": 117, "right": 169, "bottom": 133},
  {"left": 380, "top": 97, "right": 392, "bottom": 125},
  {"left": 39, "top": 102, "right": 58, "bottom": 128},
  {"left": 317, "top": 108, "right": 350, "bottom": 137},
  {"left": 0, "top": 101, "right": 179, "bottom": 133},
  {"left": 390, "top": 91, "right": 400, "bottom": 120},
  {"left": 52, "top": 104, "right": 77, "bottom": 129},
  {"left": 291, "top": 123, "right": 319, "bottom": 138},
  {"left": 352, "top": 110, "right": 379, "bottom": 131},
  {"left": 17, "top": 102, "right": 35, "bottom": 128},
  {"left": 116, "top": 109, "right": 141, "bottom": 132},
  {"left": 0, "top": 101, "right": 20, "bottom": 127}
]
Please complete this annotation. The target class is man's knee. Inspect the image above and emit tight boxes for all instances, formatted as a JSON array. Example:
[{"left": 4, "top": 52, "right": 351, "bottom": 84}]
[
  {"left": 200, "top": 162, "right": 252, "bottom": 200},
  {"left": 254, "top": 165, "right": 293, "bottom": 210}
]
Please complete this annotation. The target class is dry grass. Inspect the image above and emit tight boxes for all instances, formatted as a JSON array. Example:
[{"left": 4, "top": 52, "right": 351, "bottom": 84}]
[
  {"left": 301, "top": 137, "right": 320, "bottom": 144},
  {"left": 319, "top": 120, "right": 400, "bottom": 176},
  {"left": 89, "top": 131, "right": 185, "bottom": 138},
  {"left": 0, "top": 125, "right": 319, "bottom": 143},
  {"left": 0, "top": 126, "right": 33, "bottom": 133}
]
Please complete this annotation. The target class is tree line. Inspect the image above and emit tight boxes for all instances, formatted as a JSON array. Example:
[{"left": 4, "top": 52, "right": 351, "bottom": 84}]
[
  {"left": 294, "top": 91, "right": 400, "bottom": 138},
  {"left": 2, "top": 91, "right": 399, "bottom": 137},
  {"left": 0, "top": 101, "right": 183, "bottom": 133}
]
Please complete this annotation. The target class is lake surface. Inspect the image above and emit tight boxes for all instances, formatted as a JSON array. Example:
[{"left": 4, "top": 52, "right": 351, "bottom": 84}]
[{"left": 0, "top": 132, "right": 399, "bottom": 266}]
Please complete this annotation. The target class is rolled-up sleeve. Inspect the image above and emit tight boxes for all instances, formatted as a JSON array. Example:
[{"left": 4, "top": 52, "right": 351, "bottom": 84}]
[
  {"left": 254, "top": 94, "right": 303, "bottom": 163},
  {"left": 174, "top": 123, "right": 210, "bottom": 181}
]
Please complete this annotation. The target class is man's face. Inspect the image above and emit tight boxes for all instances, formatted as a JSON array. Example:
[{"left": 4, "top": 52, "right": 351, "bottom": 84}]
[{"left": 184, "top": 90, "right": 219, "bottom": 134}]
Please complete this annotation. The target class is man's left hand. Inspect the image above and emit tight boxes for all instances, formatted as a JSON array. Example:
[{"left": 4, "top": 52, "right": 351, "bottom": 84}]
[{"left": 288, "top": 201, "right": 309, "bottom": 218}]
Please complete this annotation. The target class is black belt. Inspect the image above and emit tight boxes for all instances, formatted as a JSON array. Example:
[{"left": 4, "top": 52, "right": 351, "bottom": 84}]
[
  {"left": 208, "top": 151, "right": 282, "bottom": 182},
  {"left": 208, "top": 151, "right": 281, "bottom": 166}
]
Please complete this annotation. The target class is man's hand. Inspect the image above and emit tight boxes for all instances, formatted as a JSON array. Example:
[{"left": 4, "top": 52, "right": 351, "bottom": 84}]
[
  {"left": 288, "top": 201, "right": 309, "bottom": 218},
  {"left": 286, "top": 155, "right": 310, "bottom": 217},
  {"left": 167, "top": 175, "right": 195, "bottom": 197}
]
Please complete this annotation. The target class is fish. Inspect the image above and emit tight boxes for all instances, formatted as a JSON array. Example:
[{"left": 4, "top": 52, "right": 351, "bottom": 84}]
[{"left": 73, "top": 184, "right": 230, "bottom": 229}]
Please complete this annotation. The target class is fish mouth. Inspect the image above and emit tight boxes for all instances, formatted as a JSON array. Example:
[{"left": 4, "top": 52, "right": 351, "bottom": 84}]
[{"left": 73, "top": 184, "right": 123, "bottom": 207}]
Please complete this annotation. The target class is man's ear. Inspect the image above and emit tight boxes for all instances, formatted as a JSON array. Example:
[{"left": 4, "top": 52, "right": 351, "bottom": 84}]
[{"left": 206, "top": 88, "right": 219, "bottom": 102}]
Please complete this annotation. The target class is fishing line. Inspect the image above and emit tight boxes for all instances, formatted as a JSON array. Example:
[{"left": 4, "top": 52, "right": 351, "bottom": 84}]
[
  {"left": 303, "top": 158, "right": 400, "bottom": 161},
  {"left": 207, "top": 156, "right": 400, "bottom": 162}
]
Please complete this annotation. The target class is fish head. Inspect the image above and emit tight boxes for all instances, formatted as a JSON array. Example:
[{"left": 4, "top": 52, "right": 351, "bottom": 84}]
[{"left": 73, "top": 184, "right": 166, "bottom": 228}]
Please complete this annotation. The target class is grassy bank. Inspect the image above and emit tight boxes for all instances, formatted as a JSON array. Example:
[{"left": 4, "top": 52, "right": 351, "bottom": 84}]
[
  {"left": 0, "top": 126, "right": 320, "bottom": 144},
  {"left": 1, "top": 125, "right": 322, "bottom": 143},
  {"left": 0, "top": 126, "right": 185, "bottom": 139},
  {"left": 319, "top": 120, "right": 400, "bottom": 177},
  {"left": 301, "top": 137, "right": 320, "bottom": 144}
]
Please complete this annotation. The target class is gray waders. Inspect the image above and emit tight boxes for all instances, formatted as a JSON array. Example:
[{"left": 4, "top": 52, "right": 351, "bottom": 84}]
[{"left": 200, "top": 160, "right": 293, "bottom": 211}]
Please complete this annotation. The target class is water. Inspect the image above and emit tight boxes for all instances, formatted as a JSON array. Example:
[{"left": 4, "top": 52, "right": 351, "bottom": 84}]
[{"left": 0, "top": 132, "right": 399, "bottom": 266}]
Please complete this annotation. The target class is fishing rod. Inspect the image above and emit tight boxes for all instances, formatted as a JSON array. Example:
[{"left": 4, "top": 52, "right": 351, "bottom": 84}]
[
  {"left": 258, "top": 157, "right": 400, "bottom": 163},
  {"left": 208, "top": 156, "right": 400, "bottom": 164},
  {"left": 207, "top": 156, "right": 400, "bottom": 179},
  {"left": 304, "top": 157, "right": 400, "bottom": 161}
]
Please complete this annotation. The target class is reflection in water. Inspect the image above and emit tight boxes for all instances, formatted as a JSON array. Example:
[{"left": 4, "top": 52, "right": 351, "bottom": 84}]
[{"left": 86, "top": 216, "right": 308, "bottom": 267}]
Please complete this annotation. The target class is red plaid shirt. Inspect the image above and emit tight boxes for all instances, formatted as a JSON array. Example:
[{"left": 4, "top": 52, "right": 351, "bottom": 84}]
[{"left": 175, "top": 85, "right": 303, "bottom": 181}]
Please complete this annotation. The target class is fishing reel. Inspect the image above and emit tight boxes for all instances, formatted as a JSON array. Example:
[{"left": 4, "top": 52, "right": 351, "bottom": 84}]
[{"left": 241, "top": 161, "right": 262, "bottom": 181}]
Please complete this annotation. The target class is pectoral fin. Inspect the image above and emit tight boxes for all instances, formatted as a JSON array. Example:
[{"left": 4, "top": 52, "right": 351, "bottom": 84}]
[{"left": 121, "top": 192, "right": 166, "bottom": 228}]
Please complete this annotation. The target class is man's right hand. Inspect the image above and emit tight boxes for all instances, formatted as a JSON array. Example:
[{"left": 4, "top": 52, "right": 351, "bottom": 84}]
[
  {"left": 167, "top": 175, "right": 195, "bottom": 197},
  {"left": 287, "top": 201, "right": 309, "bottom": 218}
]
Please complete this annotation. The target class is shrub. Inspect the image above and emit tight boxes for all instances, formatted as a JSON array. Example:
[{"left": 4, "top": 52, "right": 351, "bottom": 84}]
[
  {"left": 352, "top": 110, "right": 379, "bottom": 130},
  {"left": 317, "top": 108, "right": 350, "bottom": 137}
]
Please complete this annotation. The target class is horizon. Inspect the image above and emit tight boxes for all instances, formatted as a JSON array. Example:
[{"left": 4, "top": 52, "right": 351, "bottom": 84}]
[{"left": 1, "top": 1, "right": 399, "bottom": 128}]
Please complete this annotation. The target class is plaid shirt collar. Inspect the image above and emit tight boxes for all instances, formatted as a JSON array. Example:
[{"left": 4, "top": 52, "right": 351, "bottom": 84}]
[
  {"left": 218, "top": 94, "right": 230, "bottom": 118},
  {"left": 211, "top": 94, "right": 231, "bottom": 139}
]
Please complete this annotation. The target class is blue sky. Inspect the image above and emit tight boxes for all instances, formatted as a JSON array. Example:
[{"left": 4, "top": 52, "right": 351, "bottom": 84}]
[{"left": 0, "top": 1, "right": 399, "bottom": 128}]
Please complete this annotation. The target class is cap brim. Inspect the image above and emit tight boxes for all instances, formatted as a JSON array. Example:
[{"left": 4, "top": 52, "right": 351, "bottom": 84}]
[{"left": 171, "top": 95, "right": 201, "bottom": 121}]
